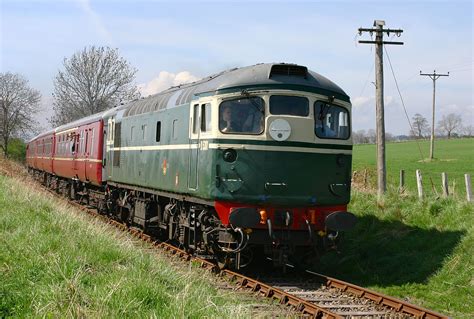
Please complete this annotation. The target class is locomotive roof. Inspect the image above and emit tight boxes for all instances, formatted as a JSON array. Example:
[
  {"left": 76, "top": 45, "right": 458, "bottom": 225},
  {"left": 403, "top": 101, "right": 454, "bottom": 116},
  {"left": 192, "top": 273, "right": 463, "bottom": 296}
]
[{"left": 124, "top": 63, "right": 350, "bottom": 117}]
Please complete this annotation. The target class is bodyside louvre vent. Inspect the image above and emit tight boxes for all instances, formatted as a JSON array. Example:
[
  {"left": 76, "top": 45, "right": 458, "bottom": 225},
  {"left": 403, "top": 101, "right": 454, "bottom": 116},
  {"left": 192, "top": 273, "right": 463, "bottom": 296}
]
[{"left": 269, "top": 64, "right": 308, "bottom": 79}]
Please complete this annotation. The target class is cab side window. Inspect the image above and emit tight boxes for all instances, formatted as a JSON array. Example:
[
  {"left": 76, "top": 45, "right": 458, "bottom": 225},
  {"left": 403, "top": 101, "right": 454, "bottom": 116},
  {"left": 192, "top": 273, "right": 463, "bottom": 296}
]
[{"left": 201, "top": 103, "right": 212, "bottom": 132}]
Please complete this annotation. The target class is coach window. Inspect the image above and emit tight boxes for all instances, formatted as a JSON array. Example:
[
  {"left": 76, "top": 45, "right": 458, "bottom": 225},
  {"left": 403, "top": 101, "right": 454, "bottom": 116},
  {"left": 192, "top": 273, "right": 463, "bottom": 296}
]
[
  {"left": 219, "top": 97, "right": 264, "bottom": 134},
  {"left": 85, "top": 131, "right": 89, "bottom": 155},
  {"left": 156, "top": 121, "right": 161, "bottom": 142},
  {"left": 201, "top": 103, "right": 212, "bottom": 132},
  {"left": 71, "top": 135, "right": 76, "bottom": 154},
  {"left": 91, "top": 129, "right": 95, "bottom": 157},
  {"left": 270, "top": 95, "right": 309, "bottom": 116},
  {"left": 314, "top": 101, "right": 350, "bottom": 140},
  {"left": 130, "top": 126, "right": 135, "bottom": 140},
  {"left": 142, "top": 124, "right": 147, "bottom": 140},
  {"left": 61, "top": 136, "right": 65, "bottom": 155}
]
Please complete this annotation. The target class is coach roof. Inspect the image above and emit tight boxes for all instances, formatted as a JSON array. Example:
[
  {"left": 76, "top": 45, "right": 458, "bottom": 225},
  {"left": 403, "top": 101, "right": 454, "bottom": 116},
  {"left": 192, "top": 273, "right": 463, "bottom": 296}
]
[{"left": 124, "top": 63, "right": 350, "bottom": 117}]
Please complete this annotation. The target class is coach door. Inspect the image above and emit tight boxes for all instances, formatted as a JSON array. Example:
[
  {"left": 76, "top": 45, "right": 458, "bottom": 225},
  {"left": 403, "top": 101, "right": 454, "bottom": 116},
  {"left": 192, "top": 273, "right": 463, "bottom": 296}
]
[
  {"left": 73, "top": 132, "right": 80, "bottom": 173},
  {"left": 84, "top": 129, "right": 90, "bottom": 181}
]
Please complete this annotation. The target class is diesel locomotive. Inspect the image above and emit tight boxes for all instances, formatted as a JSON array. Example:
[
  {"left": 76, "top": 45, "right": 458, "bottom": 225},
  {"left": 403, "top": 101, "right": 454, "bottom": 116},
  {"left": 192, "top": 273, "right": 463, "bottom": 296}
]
[{"left": 27, "top": 63, "right": 356, "bottom": 269}]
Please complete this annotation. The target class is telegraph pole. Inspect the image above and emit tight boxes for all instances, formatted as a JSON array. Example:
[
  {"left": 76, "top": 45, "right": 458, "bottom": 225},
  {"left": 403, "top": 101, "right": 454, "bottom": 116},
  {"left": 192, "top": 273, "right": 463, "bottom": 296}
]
[
  {"left": 358, "top": 20, "right": 403, "bottom": 200},
  {"left": 420, "top": 70, "right": 449, "bottom": 160}
]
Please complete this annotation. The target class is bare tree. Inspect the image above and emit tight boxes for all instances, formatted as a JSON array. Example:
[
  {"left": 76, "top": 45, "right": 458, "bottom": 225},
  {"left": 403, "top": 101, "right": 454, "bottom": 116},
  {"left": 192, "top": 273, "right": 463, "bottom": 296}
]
[
  {"left": 438, "top": 113, "right": 462, "bottom": 139},
  {"left": 462, "top": 124, "right": 473, "bottom": 137},
  {"left": 385, "top": 132, "right": 394, "bottom": 142},
  {"left": 409, "top": 113, "right": 430, "bottom": 138},
  {"left": 51, "top": 46, "right": 139, "bottom": 126},
  {"left": 0, "top": 72, "right": 41, "bottom": 157},
  {"left": 352, "top": 129, "right": 367, "bottom": 144},
  {"left": 367, "top": 129, "right": 376, "bottom": 144}
]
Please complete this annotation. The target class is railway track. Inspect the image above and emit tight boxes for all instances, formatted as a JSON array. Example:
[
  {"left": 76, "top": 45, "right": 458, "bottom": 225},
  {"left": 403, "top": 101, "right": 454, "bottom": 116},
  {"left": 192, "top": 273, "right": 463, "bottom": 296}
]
[{"left": 38, "top": 181, "right": 447, "bottom": 319}]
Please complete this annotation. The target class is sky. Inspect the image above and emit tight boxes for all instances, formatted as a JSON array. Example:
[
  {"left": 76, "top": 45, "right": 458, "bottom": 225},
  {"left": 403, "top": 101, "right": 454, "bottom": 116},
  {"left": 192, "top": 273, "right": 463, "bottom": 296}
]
[{"left": 1, "top": 0, "right": 472, "bottom": 135}]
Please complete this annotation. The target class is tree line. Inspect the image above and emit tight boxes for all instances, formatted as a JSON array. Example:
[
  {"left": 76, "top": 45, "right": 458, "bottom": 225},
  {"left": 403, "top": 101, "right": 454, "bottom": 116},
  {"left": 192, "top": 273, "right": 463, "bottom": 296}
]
[
  {"left": 0, "top": 46, "right": 139, "bottom": 158},
  {"left": 353, "top": 113, "right": 472, "bottom": 144}
]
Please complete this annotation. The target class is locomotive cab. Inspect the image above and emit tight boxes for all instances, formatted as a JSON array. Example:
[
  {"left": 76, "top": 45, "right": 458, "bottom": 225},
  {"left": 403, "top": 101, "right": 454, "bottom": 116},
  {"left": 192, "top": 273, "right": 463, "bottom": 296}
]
[{"left": 192, "top": 83, "right": 356, "bottom": 268}]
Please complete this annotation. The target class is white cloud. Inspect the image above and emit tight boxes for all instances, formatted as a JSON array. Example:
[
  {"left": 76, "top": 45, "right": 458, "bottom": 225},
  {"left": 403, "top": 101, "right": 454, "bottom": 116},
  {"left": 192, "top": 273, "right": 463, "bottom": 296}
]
[
  {"left": 352, "top": 96, "right": 373, "bottom": 108},
  {"left": 138, "top": 71, "right": 200, "bottom": 97}
]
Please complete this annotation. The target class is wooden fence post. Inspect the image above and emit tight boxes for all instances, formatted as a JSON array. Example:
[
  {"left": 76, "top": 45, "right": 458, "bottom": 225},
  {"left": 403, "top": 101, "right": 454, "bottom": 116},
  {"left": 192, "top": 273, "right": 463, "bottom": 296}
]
[
  {"left": 466, "top": 174, "right": 472, "bottom": 202},
  {"left": 416, "top": 169, "right": 423, "bottom": 199},
  {"left": 399, "top": 170, "right": 405, "bottom": 193},
  {"left": 442, "top": 172, "right": 449, "bottom": 197}
]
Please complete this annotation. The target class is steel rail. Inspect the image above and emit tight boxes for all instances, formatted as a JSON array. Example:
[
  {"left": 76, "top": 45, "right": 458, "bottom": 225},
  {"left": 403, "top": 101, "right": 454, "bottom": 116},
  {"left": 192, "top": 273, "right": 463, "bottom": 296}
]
[{"left": 306, "top": 270, "right": 447, "bottom": 319}]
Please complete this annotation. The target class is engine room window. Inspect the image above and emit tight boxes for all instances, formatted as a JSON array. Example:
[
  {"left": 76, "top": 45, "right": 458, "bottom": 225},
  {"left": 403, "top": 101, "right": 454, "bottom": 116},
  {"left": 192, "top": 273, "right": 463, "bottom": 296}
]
[
  {"left": 172, "top": 120, "right": 178, "bottom": 139},
  {"left": 219, "top": 97, "right": 264, "bottom": 134},
  {"left": 314, "top": 101, "right": 350, "bottom": 139},
  {"left": 156, "top": 121, "right": 161, "bottom": 142},
  {"left": 270, "top": 95, "right": 309, "bottom": 116}
]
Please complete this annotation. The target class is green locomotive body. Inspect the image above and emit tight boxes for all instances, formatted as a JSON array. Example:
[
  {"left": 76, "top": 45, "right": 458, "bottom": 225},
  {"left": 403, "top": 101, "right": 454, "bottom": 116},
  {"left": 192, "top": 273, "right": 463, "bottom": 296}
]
[
  {"left": 101, "top": 63, "right": 355, "bottom": 268},
  {"left": 108, "top": 64, "right": 352, "bottom": 204}
]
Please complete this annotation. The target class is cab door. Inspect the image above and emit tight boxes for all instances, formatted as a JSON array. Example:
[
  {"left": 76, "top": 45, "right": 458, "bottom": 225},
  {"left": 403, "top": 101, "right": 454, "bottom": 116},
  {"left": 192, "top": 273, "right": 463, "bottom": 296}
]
[{"left": 188, "top": 102, "right": 212, "bottom": 191}]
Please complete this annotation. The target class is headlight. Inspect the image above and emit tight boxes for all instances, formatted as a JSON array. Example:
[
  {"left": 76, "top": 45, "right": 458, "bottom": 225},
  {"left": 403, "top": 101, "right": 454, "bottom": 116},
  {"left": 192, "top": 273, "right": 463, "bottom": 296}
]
[{"left": 223, "top": 148, "right": 237, "bottom": 162}]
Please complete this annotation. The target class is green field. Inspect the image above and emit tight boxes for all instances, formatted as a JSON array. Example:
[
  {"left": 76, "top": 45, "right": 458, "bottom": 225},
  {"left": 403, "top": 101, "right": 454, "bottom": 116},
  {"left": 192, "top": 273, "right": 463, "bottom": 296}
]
[
  {"left": 352, "top": 138, "right": 474, "bottom": 198},
  {"left": 0, "top": 174, "right": 260, "bottom": 318}
]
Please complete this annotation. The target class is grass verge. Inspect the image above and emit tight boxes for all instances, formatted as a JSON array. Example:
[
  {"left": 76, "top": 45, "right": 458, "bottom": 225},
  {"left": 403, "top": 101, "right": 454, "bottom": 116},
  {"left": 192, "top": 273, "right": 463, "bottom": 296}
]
[
  {"left": 0, "top": 174, "right": 254, "bottom": 318},
  {"left": 317, "top": 190, "right": 474, "bottom": 318}
]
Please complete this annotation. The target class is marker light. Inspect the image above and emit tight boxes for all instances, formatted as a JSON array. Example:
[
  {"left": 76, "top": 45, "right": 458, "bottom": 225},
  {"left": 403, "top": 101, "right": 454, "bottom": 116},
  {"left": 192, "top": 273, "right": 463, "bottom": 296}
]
[
  {"left": 259, "top": 209, "right": 267, "bottom": 224},
  {"left": 308, "top": 209, "right": 317, "bottom": 225}
]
